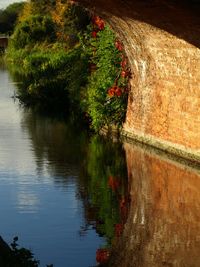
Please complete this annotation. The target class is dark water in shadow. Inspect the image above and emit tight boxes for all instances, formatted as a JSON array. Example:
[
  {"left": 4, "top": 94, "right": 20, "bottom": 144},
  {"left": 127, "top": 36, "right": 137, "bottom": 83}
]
[{"left": 0, "top": 64, "right": 128, "bottom": 266}]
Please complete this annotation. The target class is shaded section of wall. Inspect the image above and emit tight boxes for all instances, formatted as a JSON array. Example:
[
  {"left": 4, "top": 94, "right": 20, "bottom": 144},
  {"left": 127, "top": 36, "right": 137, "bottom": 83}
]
[
  {"left": 107, "top": 142, "right": 200, "bottom": 267},
  {"left": 78, "top": 0, "right": 200, "bottom": 161}
]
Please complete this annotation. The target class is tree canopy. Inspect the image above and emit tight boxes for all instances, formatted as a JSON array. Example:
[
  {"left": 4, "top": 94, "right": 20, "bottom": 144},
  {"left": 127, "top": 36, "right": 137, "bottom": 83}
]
[{"left": 0, "top": 2, "right": 25, "bottom": 34}]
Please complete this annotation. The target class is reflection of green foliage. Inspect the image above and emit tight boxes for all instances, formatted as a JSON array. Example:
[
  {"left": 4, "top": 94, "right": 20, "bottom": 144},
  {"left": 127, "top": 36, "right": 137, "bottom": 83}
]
[
  {"left": 83, "top": 135, "right": 128, "bottom": 243},
  {"left": 19, "top": 109, "right": 89, "bottom": 178},
  {"left": 0, "top": 236, "right": 52, "bottom": 267}
]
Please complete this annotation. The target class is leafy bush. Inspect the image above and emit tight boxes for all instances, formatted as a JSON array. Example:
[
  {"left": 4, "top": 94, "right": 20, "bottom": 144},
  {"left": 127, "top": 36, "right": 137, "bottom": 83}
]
[
  {"left": 8, "top": 45, "right": 89, "bottom": 114},
  {"left": 81, "top": 19, "right": 130, "bottom": 131},
  {"left": 7, "top": 5, "right": 130, "bottom": 130},
  {"left": 11, "top": 15, "right": 56, "bottom": 49}
]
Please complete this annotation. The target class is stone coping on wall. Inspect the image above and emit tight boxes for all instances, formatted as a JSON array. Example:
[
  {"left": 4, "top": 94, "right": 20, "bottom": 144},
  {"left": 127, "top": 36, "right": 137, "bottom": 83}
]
[{"left": 121, "top": 128, "right": 200, "bottom": 165}]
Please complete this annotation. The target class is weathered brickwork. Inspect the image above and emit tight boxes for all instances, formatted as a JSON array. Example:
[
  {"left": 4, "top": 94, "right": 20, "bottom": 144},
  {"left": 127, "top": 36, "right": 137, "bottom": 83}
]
[
  {"left": 79, "top": 0, "right": 200, "bottom": 161},
  {"left": 122, "top": 22, "right": 200, "bottom": 153}
]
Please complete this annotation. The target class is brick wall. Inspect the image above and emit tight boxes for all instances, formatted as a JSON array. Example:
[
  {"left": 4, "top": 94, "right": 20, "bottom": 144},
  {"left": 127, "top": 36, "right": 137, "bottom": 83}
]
[{"left": 79, "top": 0, "right": 200, "bottom": 161}]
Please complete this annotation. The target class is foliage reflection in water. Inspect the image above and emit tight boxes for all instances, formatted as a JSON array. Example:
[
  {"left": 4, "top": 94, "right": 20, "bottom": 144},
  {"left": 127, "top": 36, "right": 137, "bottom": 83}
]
[
  {"left": 0, "top": 64, "right": 129, "bottom": 266},
  {"left": 21, "top": 109, "right": 130, "bottom": 266}
]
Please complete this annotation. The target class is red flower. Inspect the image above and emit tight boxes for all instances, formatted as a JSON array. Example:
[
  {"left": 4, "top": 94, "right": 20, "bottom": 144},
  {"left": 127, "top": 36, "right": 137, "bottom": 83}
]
[
  {"left": 121, "top": 59, "right": 127, "bottom": 68},
  {"left": 92, "top": 31, "right": 98, "bottom": 38},
  {"left": 121, "top": 69, "right": 131, "bottom": 78},
  {"left": 98, "top": 21, "right": 105, "bottom": 30},
  {"left": 96, "top": 248, "right": 110, "bottom": 263},
  {"left": 115, "top": 87, "right": 122, "bottom": 97},
  {"left": 92, "top": 15, "right": 105, "bottom": 30},
  {"left": 115, "top": 40, "right": 123, "bottom": 51},
  {"left": 107, "top": 87, "right": 115, "bottom": 97},
  {"left": 121, "top": 70, "right": 127, "bottom": 78}
]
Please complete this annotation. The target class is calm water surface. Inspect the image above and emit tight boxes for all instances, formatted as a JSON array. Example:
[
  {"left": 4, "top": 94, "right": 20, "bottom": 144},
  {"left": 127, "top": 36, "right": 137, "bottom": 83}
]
[
  {"left": 1, "top": 63, "right": 200, "bottom": 267},
  {"left": 0, "top": 64, "right": 128, "bottom": 266}
]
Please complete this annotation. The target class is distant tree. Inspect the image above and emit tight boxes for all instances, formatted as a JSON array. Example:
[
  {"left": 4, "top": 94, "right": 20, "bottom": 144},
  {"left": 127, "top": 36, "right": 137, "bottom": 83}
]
[{"left": 0, "top": 2, "right": 25, "bottom": 34}]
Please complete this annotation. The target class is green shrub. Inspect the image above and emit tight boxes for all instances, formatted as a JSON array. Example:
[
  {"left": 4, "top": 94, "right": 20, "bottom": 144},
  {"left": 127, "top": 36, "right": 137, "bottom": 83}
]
[
  {"left": 11, "top": 14, "right": 56, "bottom": 49},
  {"left": 81, "top": 22, "right": 130, "bottom": 131},
  {"left": 7, "top": 8, "right": 130, "bottom": 130},
  {"left": 8, "top": 45, "right": 89, "bottom": 114}
]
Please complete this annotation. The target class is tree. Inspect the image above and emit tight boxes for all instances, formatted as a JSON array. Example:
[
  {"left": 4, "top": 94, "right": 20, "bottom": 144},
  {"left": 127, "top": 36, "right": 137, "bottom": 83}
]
[
  {"left": 30, "top": 0, "right": 56, "bottom": 15},
  {"left": 0, "top": 2, "right": 25, "bottom": 34},
  {"left": 11, "top": 14, "right": 56, "bottom": 49}
]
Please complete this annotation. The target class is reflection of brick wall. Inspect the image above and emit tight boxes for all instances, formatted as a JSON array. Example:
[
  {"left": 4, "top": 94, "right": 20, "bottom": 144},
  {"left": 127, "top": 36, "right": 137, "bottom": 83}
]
[
  {"left": 108, "top": 142, "right": 200, "bottom": 267},
  {"left": 79, "top": 0, "right": 200, "bottom": 159}
]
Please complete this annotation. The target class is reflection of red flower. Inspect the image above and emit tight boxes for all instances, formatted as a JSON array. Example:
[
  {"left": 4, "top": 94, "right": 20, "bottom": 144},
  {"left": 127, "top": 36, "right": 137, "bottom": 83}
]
[
  {"left": 96, "top": 248, "right": 110, "bottom": 263},
  {"left": 120, "top": 197, "right": 130, "bottom": 222},
  {"left": 120, "top": 198, "right": 126, "bottom": 209},
  {"left": 115, "top": 223, "right": 123, "bottom": 237},
  {"left": 108, "top": 176, "right": 119, "bottom": 191}
]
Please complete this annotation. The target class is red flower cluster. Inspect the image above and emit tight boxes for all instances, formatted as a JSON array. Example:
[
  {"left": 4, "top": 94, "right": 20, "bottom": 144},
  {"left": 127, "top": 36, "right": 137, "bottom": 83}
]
[
  {"left": 96, "top": 248, "right": 110, "bottom": 263},
  {"left": 91, "top": 16, "right": 105, "bottom": 38},
  {"left": 121, "top": 57, "right": 127, "bottom": 68},
  {"left": 107, "top": 86, "right": 122, "bottom": 97},
  {"left": 91, "top": 31, "right": 98, "bottom": 38},
  {"left": 92, "top": 15, "right": 105, "bottom": 30},
  {"left": 115, "top": 40, "right": 123, "bottom": 51},
  {"left": 120, "top": 54, "right": 131, "bottom": 79}
]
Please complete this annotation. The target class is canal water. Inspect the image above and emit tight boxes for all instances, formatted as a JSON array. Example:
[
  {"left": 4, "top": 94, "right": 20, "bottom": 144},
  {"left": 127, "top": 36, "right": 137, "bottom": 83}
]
[
  {"left": 1, "top": 62, "right": 200, "bottom": 267},
  {"left": 0, "top": 63, "right": 128, "bottom": 266}
]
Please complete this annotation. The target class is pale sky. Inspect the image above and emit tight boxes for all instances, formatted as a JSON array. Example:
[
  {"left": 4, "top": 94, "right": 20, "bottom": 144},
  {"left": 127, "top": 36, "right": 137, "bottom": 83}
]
[{"left": 0, "top": 0, "right": 26, "bottom": 9}]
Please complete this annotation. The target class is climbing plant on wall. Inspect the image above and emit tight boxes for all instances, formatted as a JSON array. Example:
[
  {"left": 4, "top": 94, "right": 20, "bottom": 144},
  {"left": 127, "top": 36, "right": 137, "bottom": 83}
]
[{"left": 81, "top": 15, "right": 131, "bottom": 131}]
